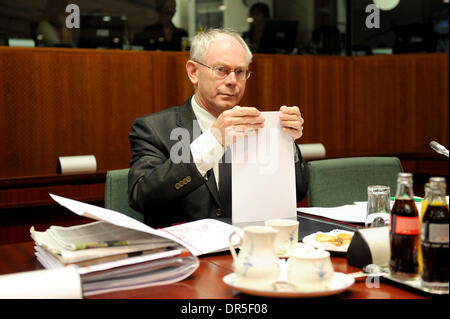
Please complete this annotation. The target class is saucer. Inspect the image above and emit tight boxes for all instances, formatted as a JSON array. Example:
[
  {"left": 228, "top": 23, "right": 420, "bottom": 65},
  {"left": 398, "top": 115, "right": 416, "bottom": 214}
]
[{"left": 223, "top": 272, "right": 355, "bottom": 298}]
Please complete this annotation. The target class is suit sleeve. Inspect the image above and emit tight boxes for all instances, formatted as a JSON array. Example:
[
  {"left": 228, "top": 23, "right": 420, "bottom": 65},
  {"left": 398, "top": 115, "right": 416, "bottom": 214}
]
[{"left": 128, "top": 117, "right": 206, "bottom": 213}]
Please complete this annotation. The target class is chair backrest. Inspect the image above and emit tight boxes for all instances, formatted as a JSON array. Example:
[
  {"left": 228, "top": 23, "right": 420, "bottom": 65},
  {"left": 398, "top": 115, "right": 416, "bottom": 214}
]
[
  {"left": 105, "top": 168, "right": 144, "bottom": 222},
  {"left": 307, "top": 157, "right": 403, "bottom": 207}
]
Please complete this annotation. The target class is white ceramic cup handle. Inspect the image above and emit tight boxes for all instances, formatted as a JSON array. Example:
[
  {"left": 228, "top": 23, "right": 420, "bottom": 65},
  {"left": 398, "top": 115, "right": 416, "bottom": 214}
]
[{"left": 229, "top": 231, "right": 242, "bottom": 262}]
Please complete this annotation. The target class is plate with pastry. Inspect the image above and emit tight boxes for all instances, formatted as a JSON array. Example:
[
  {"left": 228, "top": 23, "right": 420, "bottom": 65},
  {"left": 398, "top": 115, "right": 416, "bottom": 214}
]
[{"left": 302, "top": 229, "right": 354, "bottom": 253}]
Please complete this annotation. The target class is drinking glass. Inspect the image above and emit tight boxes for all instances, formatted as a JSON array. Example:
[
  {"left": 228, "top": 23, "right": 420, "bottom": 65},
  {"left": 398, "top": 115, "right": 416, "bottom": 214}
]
[{"left": 366, "top": 185, "right": 391, "bottom": 228}]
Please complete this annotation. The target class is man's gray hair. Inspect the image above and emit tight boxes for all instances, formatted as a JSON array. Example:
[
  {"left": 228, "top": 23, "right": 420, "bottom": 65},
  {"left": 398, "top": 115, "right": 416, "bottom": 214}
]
[{"left": 190, "top": 28, "right": 253, "bottom": 66}]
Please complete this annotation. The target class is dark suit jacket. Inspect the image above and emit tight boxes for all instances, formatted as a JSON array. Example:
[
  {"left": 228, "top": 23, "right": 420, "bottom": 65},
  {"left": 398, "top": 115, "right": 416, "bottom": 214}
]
[{"left": 128, "top": 98, "right": 309, "bottom": 228}]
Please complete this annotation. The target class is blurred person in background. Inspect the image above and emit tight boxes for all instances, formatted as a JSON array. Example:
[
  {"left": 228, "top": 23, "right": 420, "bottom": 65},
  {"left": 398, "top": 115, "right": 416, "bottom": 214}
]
[{"left": 133, "top": 0, "right": 188, "bottom": 51}]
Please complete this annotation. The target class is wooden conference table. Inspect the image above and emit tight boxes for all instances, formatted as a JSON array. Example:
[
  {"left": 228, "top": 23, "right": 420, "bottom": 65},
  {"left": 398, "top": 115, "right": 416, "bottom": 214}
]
[{"left": 0, "top": 241, "right": 429, "bottom": 299}]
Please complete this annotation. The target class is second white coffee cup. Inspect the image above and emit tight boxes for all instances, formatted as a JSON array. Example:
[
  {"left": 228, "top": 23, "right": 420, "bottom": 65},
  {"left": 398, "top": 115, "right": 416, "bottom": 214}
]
[{"left": 265, "top": 219, "right": 299, "bottom": 257}]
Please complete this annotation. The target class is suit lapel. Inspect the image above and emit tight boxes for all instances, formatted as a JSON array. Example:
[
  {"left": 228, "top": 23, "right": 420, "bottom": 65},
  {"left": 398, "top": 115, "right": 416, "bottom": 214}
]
[{"left": 176, "top": 97, "right": 222, "bottom": 207}]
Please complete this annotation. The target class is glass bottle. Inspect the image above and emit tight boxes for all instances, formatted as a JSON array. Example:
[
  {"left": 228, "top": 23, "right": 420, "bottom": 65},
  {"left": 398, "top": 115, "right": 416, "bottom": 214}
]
[
  {"left": 420, "top": 177, "right": 449, "bottom": 292},
  {"left": 389, "top": 173, "right": 420, "bottom": 280}
]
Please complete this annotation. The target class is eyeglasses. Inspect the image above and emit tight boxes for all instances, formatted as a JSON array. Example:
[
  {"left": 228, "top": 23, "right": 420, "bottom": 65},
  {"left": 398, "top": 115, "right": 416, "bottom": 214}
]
[{"left": 194, "top": 60, "right": 252, "bottom": 81}]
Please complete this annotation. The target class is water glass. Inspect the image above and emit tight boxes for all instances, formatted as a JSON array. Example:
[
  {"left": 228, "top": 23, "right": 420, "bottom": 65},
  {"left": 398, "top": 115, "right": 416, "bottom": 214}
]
[{"left": 366, "top": 185, "right": 391, "bottom": 228}]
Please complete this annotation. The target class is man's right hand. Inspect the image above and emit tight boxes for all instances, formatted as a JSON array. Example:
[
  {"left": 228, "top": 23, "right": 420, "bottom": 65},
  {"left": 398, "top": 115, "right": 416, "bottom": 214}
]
[{"left": 210, "top": 106, "right": 265, "bottom": 146}]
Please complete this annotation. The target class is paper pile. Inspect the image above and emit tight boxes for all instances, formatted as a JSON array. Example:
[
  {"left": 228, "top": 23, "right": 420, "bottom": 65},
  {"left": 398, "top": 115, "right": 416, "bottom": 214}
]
[{"left": 29, "top": 195, "right": 201, "bottom": 296}]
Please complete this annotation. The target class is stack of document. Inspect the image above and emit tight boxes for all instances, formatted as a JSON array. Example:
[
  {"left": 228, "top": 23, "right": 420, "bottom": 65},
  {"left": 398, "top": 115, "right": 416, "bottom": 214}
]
[
  {"left": 30, "top": 194, "right": 241, "bottom": 296},
  {"left": 31, "top": 221, "right": 180, "bottom": 268},
  {"left": 30, "top": 195, "right": 203, "bottom": 296},
  {"left": 30, "top": 222, "right": 199, "bottom": 296}
]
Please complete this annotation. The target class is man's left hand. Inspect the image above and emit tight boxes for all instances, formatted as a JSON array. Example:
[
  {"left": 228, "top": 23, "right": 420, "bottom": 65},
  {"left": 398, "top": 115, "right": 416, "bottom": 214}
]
[{"left": 279, "top": 105, "right": 304, "bottom": 140}]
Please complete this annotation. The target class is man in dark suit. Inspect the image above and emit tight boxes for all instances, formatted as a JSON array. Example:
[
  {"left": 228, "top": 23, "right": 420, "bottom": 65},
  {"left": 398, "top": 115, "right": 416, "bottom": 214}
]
[{"left": 128, "top": 28, "right": 309, "bottom": 228}]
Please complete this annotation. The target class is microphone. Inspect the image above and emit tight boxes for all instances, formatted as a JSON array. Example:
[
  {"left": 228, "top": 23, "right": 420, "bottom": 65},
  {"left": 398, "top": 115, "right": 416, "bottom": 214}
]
[{"left": 430, "top": 141, "right": 449, "bottom": 158}]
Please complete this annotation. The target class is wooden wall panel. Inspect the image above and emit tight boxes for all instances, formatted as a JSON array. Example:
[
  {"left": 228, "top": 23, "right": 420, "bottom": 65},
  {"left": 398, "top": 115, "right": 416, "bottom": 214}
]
[
  {"left": 150, "top": 51, "right": 193, "bottom": 110},
  {"left": 0, "top": 48, "right": 448, "bottom": 181},
  {"left": 0, "top": 48, "right": 154, "bottom": 178},
  {"left": 352, "top": 54, "right": 449, "bottom": 155}
]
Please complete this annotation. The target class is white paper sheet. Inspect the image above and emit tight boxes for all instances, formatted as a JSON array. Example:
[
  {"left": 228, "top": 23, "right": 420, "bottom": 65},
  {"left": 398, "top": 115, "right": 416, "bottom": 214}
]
[
  {"left": 297, "top": 200, "right": 404, "bottom": 224},
  {"left": 231, "top": 111, "right": 297, "bottom": 224},
  {"left": 297, "top": 204, "right": 368, "bottom": 223},
  {"left": 158, "top": 219, "right": 243, "bottom": 256},
  {"left": 0, "top": 266, "right": 82, "bottom": 299}
]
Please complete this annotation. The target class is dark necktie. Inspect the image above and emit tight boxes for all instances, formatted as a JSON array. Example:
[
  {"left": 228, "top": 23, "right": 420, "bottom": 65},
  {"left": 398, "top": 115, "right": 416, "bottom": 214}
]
[{"left": 219, "top": 147, "right": 232, "bottom": 218}]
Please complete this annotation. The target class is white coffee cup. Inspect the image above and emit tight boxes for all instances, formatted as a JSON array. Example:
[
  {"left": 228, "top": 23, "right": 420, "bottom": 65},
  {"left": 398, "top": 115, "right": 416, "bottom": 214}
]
[
  {"left": 265, "top": 219, "right": 299, "bottom": 257},
  {"left": 286, "top": 244, "right": 334, "bottom": 291}
]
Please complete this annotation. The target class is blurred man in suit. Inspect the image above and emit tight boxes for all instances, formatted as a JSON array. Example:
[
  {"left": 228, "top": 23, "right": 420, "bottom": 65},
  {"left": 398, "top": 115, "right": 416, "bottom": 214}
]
[
  {"left": 242, "top": 2, "right": 271, "bottom": 53},
  {"left": 128, "top": 28, "right": 309, "bottom": 227}
]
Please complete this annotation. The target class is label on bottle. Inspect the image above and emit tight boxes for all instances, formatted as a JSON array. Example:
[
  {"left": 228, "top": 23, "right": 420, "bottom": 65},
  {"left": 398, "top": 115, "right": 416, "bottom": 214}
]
[
  {"left": 394, "top": 216, "right": 420, "bottom": 235},
  {"left": 428, "top": 224, "right": 449, "bottom": 243}
]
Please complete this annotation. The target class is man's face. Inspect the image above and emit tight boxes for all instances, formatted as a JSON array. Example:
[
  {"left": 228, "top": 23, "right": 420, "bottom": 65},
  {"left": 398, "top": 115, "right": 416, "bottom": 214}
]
[{"left": 194, "top": 34, "right": 249, "bottom": 118}]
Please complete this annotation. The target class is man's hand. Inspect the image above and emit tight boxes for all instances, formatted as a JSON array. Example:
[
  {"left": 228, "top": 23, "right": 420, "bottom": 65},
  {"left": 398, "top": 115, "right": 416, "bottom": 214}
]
[
  {"left": 279, "top": 105, "right": 304, "bottom": 140},
  {"left": 210, "top": 105, "right": 265, "bottom": 146}
]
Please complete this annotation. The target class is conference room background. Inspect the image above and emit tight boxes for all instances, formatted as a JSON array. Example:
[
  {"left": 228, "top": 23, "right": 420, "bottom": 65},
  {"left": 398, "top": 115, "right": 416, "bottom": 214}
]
[
  {"left": 0, "top": 0, "right": 448, "bottom": 54},
  {"left": 0, "top": 0, "right": 448, "bottom": 245}
]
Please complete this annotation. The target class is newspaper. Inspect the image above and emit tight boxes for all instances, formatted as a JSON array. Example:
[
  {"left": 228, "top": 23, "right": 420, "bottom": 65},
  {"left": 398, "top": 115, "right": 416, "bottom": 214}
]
[
  {"left": 31, "top": 227, "right": 178, "bottom": 264},
  {"left": 29, "top": 194, "right": 205, "bottom": 296},
  {"left": 46, "top": 221, "right": 172, "bottom": 250}
]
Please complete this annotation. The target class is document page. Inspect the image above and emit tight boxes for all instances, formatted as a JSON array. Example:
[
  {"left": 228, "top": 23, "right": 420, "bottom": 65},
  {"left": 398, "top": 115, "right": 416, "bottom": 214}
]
[
  {"left": 297, "top": 204, "right": 368, "bottom": 223},
  {"left": 156, "top": 219, "right": 242, "bottom": 256},
  {"left": 231, "top": 111, "right": 297, "bottom": 224}
]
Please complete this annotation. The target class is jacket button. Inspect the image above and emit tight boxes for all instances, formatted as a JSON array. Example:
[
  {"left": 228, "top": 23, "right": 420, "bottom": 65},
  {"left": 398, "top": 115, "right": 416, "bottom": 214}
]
[
  {"left": 216, "top": 209, "right": 223, "bottom": 217},
  {"left": 175, "top": 182, "right": 180, "bottom": 189},
  {"left": 186, "top": 176, "right": 192, "bottom": 182}
]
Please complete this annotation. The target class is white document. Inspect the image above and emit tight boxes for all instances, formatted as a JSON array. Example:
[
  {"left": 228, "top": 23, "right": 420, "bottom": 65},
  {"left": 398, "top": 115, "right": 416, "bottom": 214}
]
[
  {"left": 297, "top": 204, "right": 368, "bottom": 223},
  {"left": 297, "top": 201, "right": 398, "bottom": 224},
  {"left": 50, "top": 194, "right": 160, "bottom": 234},
  {"left": 231, "top": 111, "right": 297, "bottom": 224},
  {"left": 158, "top": 219, "right": 242, "bottom": 256}
]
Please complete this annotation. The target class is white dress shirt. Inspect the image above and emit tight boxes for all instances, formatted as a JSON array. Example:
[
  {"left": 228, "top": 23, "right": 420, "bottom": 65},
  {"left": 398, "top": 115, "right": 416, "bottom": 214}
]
[{"left": 190, "top": 95, "right": 225, "bottom": 189}]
